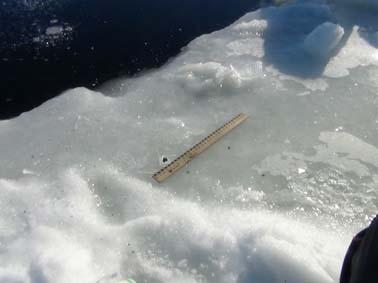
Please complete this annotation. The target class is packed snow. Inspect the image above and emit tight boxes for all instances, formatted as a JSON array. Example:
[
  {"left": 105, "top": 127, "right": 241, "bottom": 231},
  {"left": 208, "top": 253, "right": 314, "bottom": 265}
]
[{"left": 1, "top": 0, "right": 378, "bottom": 282}]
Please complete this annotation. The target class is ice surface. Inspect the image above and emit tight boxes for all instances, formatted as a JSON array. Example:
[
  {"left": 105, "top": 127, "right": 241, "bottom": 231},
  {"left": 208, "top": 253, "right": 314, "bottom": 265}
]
[{"left": 1, "top": 0, "right": 378, "bottom": 282}]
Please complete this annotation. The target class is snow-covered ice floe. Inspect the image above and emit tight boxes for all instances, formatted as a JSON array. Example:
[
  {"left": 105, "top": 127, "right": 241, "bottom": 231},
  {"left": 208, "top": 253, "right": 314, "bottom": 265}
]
[{"left": 1, "top": 0, "right": 378, "bottom": 282}]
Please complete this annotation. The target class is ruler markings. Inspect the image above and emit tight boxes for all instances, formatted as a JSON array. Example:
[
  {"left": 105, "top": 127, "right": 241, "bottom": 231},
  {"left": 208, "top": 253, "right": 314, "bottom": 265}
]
[{"left": 153, "top": 113, "right": 248, "bottom": 183}]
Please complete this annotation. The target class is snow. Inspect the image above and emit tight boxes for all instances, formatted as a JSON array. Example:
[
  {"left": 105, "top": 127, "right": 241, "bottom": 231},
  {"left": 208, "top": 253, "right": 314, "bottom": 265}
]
[{"left": 1, "top": 0, "right": 378, "bottom": 282}]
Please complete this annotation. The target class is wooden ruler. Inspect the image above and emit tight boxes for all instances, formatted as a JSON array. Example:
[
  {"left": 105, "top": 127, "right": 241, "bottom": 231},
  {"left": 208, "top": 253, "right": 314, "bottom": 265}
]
[{"left": 153, "top": 113, "right": 248, "bottom": 183}]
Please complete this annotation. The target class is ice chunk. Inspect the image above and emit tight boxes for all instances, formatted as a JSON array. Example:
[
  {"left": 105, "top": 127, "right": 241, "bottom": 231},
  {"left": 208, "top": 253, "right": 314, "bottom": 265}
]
[
  {"left": 233, "top": 19, "right": 268, "bottom": 33},
  {"left": 176, "top": 62, "right": 242, "bottom": 94},
  {"left": 45, "top": 25, "right": 64, "bottom": 36},
  {"left": 304, "top": 22, "right": 345, "bottom": 58}
]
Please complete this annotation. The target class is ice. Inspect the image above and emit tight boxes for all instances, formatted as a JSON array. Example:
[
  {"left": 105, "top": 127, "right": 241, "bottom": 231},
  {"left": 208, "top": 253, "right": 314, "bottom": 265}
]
[
  {"left": 1, "top": 0, "right": 378, "bottom": 282},
  {"left": 323, "top": 26, "right": 378, "bottom": 78},
  {"left": 333, "top": 0, "right": 378, "bottom": 9},
  {"left": 233, "top": 19, "right": 268, "bottom": 32},
  {"left": 45, "top": 26, "right": 64, "bottom": 36},
  {"left": 176, "top": 62, "right": 242, "bottom": 94},
  {"left": 304, "top": 22, "right": 344, "bottom": 58}
]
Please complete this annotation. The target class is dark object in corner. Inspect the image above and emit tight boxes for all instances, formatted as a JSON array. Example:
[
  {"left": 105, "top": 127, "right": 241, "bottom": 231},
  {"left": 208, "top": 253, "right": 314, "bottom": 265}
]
[{"left": 340, "top": 215, "right": 378, "bottom": 283}]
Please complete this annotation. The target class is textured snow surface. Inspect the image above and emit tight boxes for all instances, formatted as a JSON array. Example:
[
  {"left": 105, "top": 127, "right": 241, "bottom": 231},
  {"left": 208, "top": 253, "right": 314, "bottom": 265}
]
[{"left": 1, "top": 1, "right": 378, "bottom": 282}]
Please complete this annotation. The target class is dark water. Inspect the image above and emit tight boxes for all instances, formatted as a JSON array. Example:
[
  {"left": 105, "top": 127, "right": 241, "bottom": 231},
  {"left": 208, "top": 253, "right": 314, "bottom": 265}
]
[{"left": 0, "top": 0, "right": 261, "bottom": 119}]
